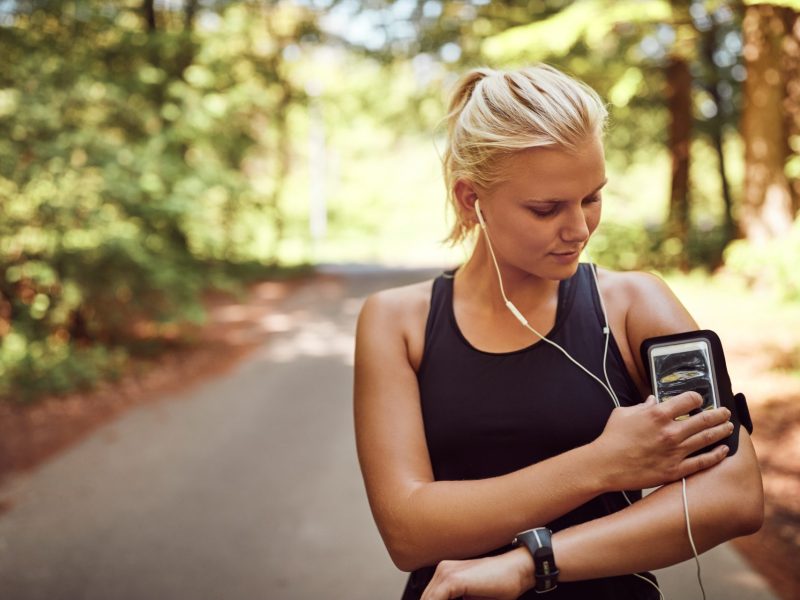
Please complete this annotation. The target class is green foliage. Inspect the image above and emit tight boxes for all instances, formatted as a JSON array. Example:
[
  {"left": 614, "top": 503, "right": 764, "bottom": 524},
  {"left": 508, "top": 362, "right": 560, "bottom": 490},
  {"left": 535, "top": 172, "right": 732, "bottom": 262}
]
[
  {"left": 0, "top": 336, "right": 128, "bottom": 403},
  {"left": 724, "top": 219, "right": 800, "bottom": 301},
  {"left": 589, "top": 221, "right": 730, "bottom": 272},
  {"left": 743, "top": 0, "right": 800, "bottom": 8},
  {"left": 1, "top": 0, "right": 793, "bottom": 403},
  {"left": 482, "top": 0, "right": 672, "bottom": 63},
  {"left": 0, "top": 1, "right": 318, "bottom": 403}
]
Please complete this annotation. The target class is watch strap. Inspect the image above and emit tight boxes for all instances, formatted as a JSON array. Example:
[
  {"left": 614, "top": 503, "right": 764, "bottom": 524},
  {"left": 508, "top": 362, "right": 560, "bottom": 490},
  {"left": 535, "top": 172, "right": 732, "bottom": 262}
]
[{"left": 513, "top": 527, "right": 559, "bottom": 593}]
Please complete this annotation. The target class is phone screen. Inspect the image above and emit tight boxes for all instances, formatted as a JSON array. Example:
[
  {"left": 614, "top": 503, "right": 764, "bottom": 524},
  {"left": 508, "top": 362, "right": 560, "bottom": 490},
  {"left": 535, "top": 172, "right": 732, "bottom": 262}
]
[{"left": 650, "top": 341, "right": 718, "bottom": 412}]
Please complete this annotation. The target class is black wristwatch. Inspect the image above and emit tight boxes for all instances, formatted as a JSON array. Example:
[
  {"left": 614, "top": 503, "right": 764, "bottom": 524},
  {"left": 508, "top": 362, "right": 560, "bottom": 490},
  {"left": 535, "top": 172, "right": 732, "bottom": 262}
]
[{"left": 513, "top": 527, "right": 559, "bottom": 593}]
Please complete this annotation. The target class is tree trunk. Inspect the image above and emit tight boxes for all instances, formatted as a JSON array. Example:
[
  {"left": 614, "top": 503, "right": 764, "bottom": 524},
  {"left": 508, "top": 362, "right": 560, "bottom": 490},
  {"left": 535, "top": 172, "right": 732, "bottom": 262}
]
[
  {"left": 781, "top": 9, "right": 800, "bottom": 214},
  {"left": 741, "top": 3, "right": 794, "bottom": 242},
  {"left": 700, "top": 21, "right": 736, "bottom": 243},
  {"left": 143, "top": 0, "right": 156, "bottom": 32},
  {"left": 666, "top": 56, "right": 693, "bottom": 269},
  {"left": 267, "top": 90, "right": 292, "bottom": 264},
  {"left": 185, "top": 0, "right": 198, "bottom": 31}
]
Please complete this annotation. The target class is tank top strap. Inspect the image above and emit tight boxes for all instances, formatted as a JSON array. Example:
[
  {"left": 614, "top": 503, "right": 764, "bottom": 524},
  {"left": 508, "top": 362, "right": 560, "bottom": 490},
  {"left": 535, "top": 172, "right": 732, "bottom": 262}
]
[
  {"left": 556, "top": 263, "right": 642, "bottom": 407},
  {"left": 417, "top": 270, "right": 456, "bottom": 377},
  {"left": 556, "top": 263, "right": 606, "bottom": 336}
]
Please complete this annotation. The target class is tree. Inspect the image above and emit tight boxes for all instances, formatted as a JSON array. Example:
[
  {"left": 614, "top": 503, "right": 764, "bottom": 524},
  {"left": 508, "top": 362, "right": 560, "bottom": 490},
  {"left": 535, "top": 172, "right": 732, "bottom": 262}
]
[
  {"left": 696, "top": 10, "right": 737, "bottom": 242},
  {"left": 0, "top": 0, "right": 324, "bottom": 400},
  {"left": 740, "top": 1, "right": 799, "bottom": 241}
]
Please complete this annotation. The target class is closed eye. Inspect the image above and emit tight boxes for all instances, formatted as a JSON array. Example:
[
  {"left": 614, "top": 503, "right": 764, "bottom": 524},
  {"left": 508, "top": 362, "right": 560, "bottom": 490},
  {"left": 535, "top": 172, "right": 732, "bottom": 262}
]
[
  {"left": 528, "top": 194, "right": 602, "bottom": 218},
  {"left": 529, "top": 205, "right": 558, "bottom": 217}
]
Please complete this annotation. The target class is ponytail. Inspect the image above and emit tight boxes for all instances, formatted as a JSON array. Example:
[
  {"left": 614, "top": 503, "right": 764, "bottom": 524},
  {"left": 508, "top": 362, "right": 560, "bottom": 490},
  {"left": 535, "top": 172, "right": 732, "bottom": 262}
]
[{"left": 441, "top": 68, "right": 497, "bottom": 245}]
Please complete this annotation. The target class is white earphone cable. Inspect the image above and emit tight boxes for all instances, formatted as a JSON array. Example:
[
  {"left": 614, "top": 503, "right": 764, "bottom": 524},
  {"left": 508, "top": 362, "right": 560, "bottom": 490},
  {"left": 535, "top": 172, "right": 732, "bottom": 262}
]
[
  {"left": 683, "top": 477, "right": 707, "bottom": 600},
  {"left": 586, "top": 250, "right": 703, "bottom": 597},
  {"left": 475, "top": 202, "right": 620, "bottom": 409},
  {"left": 473, "top": 200, "right": 704, "bottom": 599},
  {"left": 586, "top": 261, "right": 635, "bottom": 507}
]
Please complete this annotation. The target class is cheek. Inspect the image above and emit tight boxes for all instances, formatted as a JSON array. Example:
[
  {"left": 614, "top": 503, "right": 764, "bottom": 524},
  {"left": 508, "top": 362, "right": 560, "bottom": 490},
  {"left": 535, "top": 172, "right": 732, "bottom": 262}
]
[
  {"left": 587, "top": 205, "right": 602, "bottom": 234},
  {"left": 496, "top": 215, "right": 549, "bottom": 254},
  {"left": 511, "top": 215, "right": 550, "bottom": 243}
]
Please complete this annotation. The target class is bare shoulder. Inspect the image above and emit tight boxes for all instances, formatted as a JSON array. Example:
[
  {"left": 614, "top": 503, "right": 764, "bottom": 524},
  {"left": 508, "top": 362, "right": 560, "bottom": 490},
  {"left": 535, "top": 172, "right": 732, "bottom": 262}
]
[
  {"left": 356, "top": 279, "right": 434, "bottom": 369},
  {"left": 596, "top": 268, "right": 675, "bottom": 309},
  {"left": 358, "top": 279, "right": 433, "bottom": 331},
  {"left": 595, "top": 268, "right": 699, "bottom": 381},
  {"left": 601, "top": 270, "right": 694, "bottom": 326},
  {"left": 598, "top": 268, "right": 697, "bottom": 331}
]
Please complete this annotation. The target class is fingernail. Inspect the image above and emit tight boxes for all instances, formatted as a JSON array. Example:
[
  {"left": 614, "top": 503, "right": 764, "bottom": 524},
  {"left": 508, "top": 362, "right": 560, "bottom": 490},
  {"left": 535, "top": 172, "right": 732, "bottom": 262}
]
[{"left": 728, "top": 421, "right": 735, "bottom": 432}]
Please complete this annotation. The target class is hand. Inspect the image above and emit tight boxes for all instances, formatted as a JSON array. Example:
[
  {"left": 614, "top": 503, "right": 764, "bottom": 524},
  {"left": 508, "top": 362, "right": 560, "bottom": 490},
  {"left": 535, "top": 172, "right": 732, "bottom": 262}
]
[
  {"left": 421, "top": 547, "right": 534, "bottom": 600},
  {"left": 594, "top": 391, "right": 732, "bottom": 490}
]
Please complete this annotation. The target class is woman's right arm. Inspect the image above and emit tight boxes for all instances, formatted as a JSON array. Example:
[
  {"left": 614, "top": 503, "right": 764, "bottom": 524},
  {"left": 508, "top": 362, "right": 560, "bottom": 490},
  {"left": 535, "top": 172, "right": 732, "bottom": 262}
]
[{"left": 354, "top": 290, "right": 732, "bottom": 572}]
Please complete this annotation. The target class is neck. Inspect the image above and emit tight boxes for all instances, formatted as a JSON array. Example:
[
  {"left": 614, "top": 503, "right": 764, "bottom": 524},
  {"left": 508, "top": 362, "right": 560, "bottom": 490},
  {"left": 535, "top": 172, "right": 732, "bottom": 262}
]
[{"left": 456, "top": 236, "right": 560, "bottom": 314}]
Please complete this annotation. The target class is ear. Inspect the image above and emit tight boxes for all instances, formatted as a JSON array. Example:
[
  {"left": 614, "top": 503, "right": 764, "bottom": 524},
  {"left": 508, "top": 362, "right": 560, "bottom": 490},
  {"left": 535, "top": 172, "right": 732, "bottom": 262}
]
[{"left": 453, "top": 178, "right": 481, "bottom": 225}]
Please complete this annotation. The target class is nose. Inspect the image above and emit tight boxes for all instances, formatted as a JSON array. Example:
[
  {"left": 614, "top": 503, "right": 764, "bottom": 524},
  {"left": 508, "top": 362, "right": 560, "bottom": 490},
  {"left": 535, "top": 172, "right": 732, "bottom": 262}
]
[{"left": 560, "top": 204, "right": 591, "bottom": 244}]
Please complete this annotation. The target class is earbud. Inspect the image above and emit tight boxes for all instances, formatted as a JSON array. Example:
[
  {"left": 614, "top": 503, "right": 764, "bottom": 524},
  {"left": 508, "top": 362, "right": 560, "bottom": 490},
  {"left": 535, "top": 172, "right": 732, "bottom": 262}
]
[{"left": 474, "top": 198, "right": 487, "bottom": 230}]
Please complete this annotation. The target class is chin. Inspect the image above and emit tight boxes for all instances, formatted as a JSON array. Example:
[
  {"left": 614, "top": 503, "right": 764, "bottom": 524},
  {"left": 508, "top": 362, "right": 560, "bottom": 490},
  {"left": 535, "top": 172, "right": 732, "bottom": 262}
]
[
  {"left": 535, "top": 261, "right": 581, "bottom": 282},
  {"left": 555, "top": 264, "right": 581, "bottom": 280}
]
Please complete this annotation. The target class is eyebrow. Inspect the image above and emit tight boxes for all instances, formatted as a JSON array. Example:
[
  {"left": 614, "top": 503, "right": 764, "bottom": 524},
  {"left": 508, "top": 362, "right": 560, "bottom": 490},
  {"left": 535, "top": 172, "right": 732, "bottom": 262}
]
[{"left": 528, "top": 178, "right": 609, "bottom": 203}]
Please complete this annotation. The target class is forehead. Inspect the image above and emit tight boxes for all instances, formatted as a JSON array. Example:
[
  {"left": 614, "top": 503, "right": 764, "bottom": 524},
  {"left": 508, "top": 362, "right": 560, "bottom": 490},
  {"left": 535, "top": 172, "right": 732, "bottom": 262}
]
[{"left": 494, "top": 137, "right": 606, "bottom": 199}]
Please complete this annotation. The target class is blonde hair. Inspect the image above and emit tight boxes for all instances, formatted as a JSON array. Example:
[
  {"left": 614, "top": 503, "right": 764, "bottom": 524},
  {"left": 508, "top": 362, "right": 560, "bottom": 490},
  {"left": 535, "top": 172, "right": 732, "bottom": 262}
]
[{"left": 442, "top": 64, "right": 609, "bottom": 245}]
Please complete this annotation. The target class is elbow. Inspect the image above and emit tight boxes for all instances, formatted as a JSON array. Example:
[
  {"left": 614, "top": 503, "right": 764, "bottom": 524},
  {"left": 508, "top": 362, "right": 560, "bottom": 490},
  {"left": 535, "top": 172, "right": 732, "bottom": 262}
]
[
  {"left": 388, "top": 549, "right": 421, "bottom": 573},
  {"left": 705, "top": 474, "right": 763, "bottom": 543},
  {"left": 381, "top": 521, "right": 433, "bottom": 572},
  {"left": 375, "top": 488, "right": 439, "bottom": 572},
  {"left": 720, "top": 465, "right": 765, "bottom": 538},
  {"left": 734, "top": 483, "right": 764, "bottom": 537},
  {"left": 715, "top": 430, "right": 765, "bottom": 538},
  {"left": 381, "top": 526, "right": 413, "bottom": 571}
]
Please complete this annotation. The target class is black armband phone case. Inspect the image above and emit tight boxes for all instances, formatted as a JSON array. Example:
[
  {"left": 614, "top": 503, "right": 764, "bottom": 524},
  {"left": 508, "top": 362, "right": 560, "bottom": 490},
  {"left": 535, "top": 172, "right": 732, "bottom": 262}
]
[{"left": 640, "top": 329, "right": 752, "bottom": 457}]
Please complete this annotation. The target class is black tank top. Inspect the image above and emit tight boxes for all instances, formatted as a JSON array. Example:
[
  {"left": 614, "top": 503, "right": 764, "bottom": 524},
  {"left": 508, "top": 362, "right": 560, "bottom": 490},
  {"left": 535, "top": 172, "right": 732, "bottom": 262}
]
[{"left": 402, "top": 264, "right": 659, "bottom": 600}]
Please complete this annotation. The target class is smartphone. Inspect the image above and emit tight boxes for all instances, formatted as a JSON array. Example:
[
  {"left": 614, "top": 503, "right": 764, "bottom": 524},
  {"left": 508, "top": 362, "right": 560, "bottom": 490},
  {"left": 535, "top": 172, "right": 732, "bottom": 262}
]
[{"left": 647, "top": 338, "right": 720, "bottom": 418}]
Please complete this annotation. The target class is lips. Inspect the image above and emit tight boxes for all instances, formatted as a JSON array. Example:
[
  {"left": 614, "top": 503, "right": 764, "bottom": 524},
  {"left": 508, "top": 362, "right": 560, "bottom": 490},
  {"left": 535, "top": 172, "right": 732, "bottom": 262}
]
[{"left": 549, "top": 250, "right": 581, "bottom": 264}]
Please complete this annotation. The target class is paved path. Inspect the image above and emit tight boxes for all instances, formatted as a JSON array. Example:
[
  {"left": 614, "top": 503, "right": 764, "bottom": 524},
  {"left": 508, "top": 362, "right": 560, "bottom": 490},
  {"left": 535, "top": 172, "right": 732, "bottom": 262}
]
[{"left": 0, "top": 267, "right": 778, "bottom": 599}]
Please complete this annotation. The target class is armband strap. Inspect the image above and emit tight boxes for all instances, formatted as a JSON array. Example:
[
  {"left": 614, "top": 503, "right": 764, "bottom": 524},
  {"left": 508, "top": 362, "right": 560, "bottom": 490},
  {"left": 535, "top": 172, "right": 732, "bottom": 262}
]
[
  {"left": 735, "top": 392, "right": 753, "bottom": 434},
  {"left": 640, "top": 329, "right": 754, "bottom": 457}
]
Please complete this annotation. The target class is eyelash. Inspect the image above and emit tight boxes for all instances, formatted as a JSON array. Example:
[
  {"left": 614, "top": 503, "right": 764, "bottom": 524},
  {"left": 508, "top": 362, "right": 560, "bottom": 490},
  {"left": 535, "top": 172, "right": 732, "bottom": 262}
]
[{"left": 529, "top": 194, "right": 602, "bottom": 218}]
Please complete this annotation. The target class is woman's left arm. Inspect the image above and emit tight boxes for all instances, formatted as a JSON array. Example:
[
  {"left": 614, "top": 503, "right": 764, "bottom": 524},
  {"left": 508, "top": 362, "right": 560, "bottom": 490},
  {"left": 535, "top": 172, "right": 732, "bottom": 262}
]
[
  {"left": 556, "top": 270, "right": 764, "bottom": 577},
  {"left": 423, "top": 427, "right": 762, "bottom": 600},
  {"left": 421, "top": 271, "right": 764, "bottom": 599},
  {"left": 554, "top": 425, "right": 763, "bottom": 580}
]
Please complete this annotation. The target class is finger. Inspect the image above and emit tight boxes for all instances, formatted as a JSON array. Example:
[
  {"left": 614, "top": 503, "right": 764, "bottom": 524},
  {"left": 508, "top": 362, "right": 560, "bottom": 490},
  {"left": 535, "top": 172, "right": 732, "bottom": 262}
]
[
  {"left": 420, "top": 580, "right": 446, "bottom": 600},
  {"left": 421, "top": 570, "right": 443, "bottom": 600},
  {"left": 677, "top": 406, "right": 731, "bottom": 439},
  {"left": 643, "top": 395, "right": 657, "bottom": 408},
  {"left": 675, "top": 442, "right": 729, "bottom": 480},
  {"left": 681, "top": 420, "right": 735, "bottom": 456},
  {"left": 658, "top": 391, "right": 703, "bottom": 420},
  {"left": 422, "top": 568, "right": 464, "bottom": 600}
]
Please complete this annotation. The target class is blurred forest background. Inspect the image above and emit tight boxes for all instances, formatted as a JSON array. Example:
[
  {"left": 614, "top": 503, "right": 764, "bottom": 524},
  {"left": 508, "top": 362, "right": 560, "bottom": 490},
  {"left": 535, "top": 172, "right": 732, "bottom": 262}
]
[{"left": 1, "top": 0, "right": 800, "bottom": 403}]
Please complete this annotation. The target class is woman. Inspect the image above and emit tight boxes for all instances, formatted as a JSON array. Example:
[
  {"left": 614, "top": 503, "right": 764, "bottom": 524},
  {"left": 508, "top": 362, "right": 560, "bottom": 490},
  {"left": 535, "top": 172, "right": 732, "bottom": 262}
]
[{"left": 353, "top": 65, "right": 763, "bottom": 600}]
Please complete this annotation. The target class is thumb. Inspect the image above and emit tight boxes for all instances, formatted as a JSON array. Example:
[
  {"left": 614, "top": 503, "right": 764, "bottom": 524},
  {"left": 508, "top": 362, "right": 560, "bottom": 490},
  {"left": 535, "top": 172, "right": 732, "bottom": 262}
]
[{"left": 643, "top": 395, "right": 657, "bottom": 408}]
